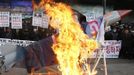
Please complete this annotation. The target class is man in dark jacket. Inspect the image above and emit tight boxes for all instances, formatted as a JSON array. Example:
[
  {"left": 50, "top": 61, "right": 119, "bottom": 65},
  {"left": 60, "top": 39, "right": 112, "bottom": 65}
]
[{"left": 119, "top": 28, "right": 133, "bottom": 59}]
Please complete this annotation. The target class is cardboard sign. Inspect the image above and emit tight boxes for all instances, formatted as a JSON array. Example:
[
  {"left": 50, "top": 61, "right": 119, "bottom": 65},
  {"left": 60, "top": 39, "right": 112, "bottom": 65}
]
[
  {"left": 0, "top": 12, "right": 10, "bottom": 27},
  {"left": 11, "top": 13, "right": 22, "bottom": 29}
]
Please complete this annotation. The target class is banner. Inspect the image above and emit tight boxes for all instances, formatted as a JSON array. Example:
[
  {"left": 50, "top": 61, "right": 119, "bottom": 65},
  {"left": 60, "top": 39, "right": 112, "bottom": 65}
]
[
  {"left": 0, "top": 38, "right": 35, "bottom": 47},
  {"left": 11, "top": 13, "right": 22, "bottom": 29},
  {"left": 0, "top": 12, "right": 10, "bottom": 27},
  {"left": 0, "top": 38, "right": 121, "bottom": 58},
  {"left": 92, "top": 40, "right": 121, "bottom": 58},
  {"left": 104, "top": 40, "right": 121, "bottom": 58}
]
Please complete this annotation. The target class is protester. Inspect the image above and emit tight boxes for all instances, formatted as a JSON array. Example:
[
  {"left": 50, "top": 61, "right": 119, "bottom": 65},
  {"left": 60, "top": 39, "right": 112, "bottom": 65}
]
[
  {"left": 118, "top": 24, "right": 134, "bottom": 59},
  {"left": 104, "top": 22, "right": 134, "bottom": 59}
]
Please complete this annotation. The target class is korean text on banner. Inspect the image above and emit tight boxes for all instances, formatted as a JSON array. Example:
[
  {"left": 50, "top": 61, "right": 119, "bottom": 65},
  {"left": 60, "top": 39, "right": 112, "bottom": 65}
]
[
  {"left": 0, "top": 12, "right": 10, "bottom": 27},
  {"left": 0, "top": 38, "right": 35, "bottom": 46},
  {"left": 92, "top": 40, "right": 121, "bottom": 58},
  {"left": 11, "top": 13, "right": 22, "bottom": 29}
]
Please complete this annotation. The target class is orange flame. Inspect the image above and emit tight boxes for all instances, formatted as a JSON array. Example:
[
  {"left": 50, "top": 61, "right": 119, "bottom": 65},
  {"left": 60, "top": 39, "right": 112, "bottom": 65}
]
[
  {"left": 32, "top": 0, "right": 53, "bottom": 11},
  {"left": 32, "top": 0, "right": 98, "bottom": 75}
]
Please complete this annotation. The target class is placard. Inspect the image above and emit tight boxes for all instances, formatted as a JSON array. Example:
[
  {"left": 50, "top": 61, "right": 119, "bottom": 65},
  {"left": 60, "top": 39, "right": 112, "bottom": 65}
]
[
  {"left": 0, "top": 12, "right": 10, "bottom": 27},
  {"left": 11, "top": 13, "right": 22, "bottom": 29},
  {"left": 32, "top": 12, "right": 43, "bottom": 27},
  {"left": 42, "top": 14, "right": 49, "bottom": 28}
]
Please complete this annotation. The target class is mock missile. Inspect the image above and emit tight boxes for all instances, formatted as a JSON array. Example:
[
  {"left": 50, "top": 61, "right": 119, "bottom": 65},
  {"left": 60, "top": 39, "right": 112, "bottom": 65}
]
[{"left": 104, "top": 10, "right": 132, "bottom": 26}]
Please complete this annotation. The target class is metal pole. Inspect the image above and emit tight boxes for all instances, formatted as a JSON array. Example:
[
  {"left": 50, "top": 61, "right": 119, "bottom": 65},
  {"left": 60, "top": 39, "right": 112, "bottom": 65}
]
[
  {"left": 103, "top": 0, "right": 106, "bottom": 15},
  {"left": 103, "top": 0, "right": 108, "bottom": 75}
]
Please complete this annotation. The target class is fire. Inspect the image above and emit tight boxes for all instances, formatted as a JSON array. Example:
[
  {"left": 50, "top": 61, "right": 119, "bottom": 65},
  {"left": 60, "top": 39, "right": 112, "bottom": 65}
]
[
  {"left": 32, "top": 0, "right": 53, "bottom": 11},
  {"left": 33, "top": 0, "right": 98, "bottom": 75}
]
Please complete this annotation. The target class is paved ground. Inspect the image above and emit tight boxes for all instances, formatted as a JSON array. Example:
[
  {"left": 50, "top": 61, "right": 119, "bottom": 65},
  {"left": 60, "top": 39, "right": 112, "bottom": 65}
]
[
  {"left": 97, "top": 59, "right": 134, "bottom": 75},
  {"left": 1, "top": 59, "right": 134, "bottom": 75}
]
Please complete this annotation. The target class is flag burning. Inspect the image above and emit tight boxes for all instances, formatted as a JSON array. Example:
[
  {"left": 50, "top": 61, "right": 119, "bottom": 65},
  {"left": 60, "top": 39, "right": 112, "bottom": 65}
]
[{"left": 32, "top": 0, "right": 98, "bottom": 75}]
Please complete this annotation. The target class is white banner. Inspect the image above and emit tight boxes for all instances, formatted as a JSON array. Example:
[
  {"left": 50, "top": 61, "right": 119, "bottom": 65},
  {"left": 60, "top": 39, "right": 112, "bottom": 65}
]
[
  {"left": 11, "top": 13, "right": 22, "bottom": 29},
  {"left": 92, "top": 40, "right": 121, "bottom": 58},
  {"left": 0, "top": 38, "right": 121, "bottom": 58},
  {"left": 0, "top": 12, "right": 10, "bottom": 27},
  {"left": 0, "top": 38, "right": 35, "bottom": 47},
  {"left": 32, "top": 12, "right": 43, "bottom": 27}
]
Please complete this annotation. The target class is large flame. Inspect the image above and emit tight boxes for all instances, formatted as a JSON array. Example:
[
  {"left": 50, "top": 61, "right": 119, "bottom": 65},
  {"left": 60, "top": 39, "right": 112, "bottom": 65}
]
[{"left": 33, "top": 0, "right": 98, "bottom": 75}]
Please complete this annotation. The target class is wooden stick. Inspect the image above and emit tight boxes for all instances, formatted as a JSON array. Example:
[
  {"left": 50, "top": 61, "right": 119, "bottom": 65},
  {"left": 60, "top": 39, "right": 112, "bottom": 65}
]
[
  {"left": 92, "top": 48, "right": 104, "bottom": 73},
  {"left": 103, "top": 49, "right": 108, "bottom": 75}
]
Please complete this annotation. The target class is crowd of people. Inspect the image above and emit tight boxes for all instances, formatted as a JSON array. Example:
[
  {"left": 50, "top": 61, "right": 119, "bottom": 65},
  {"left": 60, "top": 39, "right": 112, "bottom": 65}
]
[
  {"left": 105, "top": 23, "right": 134, "bottom": 59},
  {"left": 0, "top": 9, "right": 84, "bottom": 41},
  {"left": 0, "top": 18, "right": 56, "bottom": 41},
  {"left": 0, "top": 16, "right": 134, "bottom": 60},
  {"left": 0, "top": 27, "right": 55, "bottom": 41}
]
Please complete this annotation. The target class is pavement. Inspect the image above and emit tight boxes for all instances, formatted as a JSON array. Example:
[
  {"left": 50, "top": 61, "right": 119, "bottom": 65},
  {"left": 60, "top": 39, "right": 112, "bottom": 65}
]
[
  {"left": 1, "top": 59, "right": 134, "bottom": 75},
  {"left": 97, "top": 59, "right": 134, "bottom": 75}
]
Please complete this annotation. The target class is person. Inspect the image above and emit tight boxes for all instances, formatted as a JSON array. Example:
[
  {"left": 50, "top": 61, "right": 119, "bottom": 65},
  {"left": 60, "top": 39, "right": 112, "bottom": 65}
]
[
  {"left": 105, "top": 30, "right": 113, "bottom": 40},
  {"left": 0, "top": 28, "right": 6, "bottom": 38},
  {"left": 32, "top": 28, "right": 40, "bottom": 41},
  {"left": 5, "top": 28, "right": 12, "bottom": 39},
  {"left": 119, "top": 28, "right": 133, "bottom": 59}
]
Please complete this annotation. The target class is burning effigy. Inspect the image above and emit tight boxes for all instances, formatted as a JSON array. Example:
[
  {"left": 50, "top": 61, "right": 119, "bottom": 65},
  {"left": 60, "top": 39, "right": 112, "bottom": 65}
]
[
  {"left": 32, "top": 0, "right": 99, "bottom": 75},
  {"left": 0, "top": 0, "right": 132, "bottom": 75}
]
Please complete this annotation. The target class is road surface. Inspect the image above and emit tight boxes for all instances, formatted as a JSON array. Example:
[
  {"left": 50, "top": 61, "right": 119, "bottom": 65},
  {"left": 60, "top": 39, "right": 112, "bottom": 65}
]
[{"left": 1, "top": 59, "right": 134, "bottom": 75}]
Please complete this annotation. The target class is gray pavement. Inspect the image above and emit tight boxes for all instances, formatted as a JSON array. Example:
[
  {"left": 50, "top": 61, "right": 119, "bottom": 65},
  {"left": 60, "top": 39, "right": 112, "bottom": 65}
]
[
  {"left": 1, "top": 59, "right": 134, "bottom": 75},
  {"left": 97, "top": 59, "right": 134, "bottom": 75}
]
